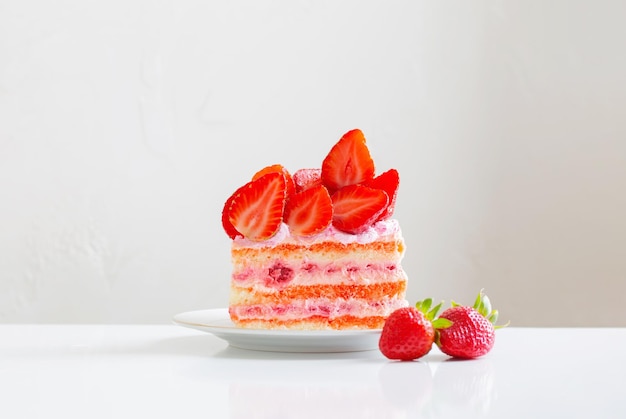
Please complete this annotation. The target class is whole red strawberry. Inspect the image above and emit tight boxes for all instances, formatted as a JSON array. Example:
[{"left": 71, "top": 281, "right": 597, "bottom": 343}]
[
  {"left": 379, "top": 299, "right": 447, "bottom": 361},
  {"left": 436, "top": 290, "right": 506, "bottom": 359}
]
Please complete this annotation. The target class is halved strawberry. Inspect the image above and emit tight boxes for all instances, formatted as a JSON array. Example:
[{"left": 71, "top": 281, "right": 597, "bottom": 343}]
[
  {"left": 226, "top": 172, "right": 287, "bottom": 241},
  {"left": 284, "top": 185, "right": 332, "bottom": 236},
  {"left": 321, "top": 129, "right": 375, "bottom": 192},
  {"left": 221, "top": 182, "right": 247, "bottom": 239},
  {"left": 364, "top": 168, "right": 399, "bottom": 221},
  {"left": 293, "top": 168, "right": 322, "bottom": 192},
  {"left": 252, "top": 164, "right": 295, "bottom": 199},
  {"left": 331, "top": 184, "right": 388, "bottom": 234}
]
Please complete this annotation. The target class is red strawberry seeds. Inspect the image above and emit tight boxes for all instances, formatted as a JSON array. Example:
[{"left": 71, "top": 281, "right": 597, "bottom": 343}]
[
  {"left": 437, "top": 306, "right": 495, "bottom": 359},
  {"left": 379, "top": 299, "right": 448, "bottom": 361},
  {"left": 436, "top": 290, "right": 507, "bottom": 359},
  {"left": 379, "top": 292, "right": 507, "bottom": 361},
  {"left": 379, "top": 307, "right": 435, "bottom": 361}
]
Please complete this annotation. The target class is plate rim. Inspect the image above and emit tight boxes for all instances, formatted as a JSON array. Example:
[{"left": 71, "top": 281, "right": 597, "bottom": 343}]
[
  {"left": 173, "top": 308, "right": 384, "bottom": 352},
  {"left": 173, "top": 308, "right": 382, "bottom": 353},
  {"left": 173, "top": 308, "right": 383, "bottom": 336}
]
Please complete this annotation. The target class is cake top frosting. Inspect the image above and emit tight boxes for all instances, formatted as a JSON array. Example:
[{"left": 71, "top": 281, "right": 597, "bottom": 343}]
[
  {"left": 222, "top": 129, "right": 400, "bottom": 242},
  {"left": 233, "top": 219, "right": 403, "bottom": 249}
]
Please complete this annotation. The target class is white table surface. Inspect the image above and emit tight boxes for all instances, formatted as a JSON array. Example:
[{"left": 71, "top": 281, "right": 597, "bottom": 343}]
[{"left": 1, "top": 325, "right": 625, "bottom": 419}]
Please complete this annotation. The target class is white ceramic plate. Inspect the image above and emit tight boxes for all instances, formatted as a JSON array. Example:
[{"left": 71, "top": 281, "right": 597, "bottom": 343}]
[{"left": 173, "top": 308, "right": 382, "bottom": 353}]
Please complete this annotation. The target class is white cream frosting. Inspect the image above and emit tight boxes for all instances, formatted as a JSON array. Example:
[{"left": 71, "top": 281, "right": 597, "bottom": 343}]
[{"left": 232, "top": 219, "right": 403, "bottom": 249}]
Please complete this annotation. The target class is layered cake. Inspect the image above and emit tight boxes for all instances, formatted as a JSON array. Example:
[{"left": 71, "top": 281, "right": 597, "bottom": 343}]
[{"left": 221, "top": 129, "right": 409, "bottom": 330}]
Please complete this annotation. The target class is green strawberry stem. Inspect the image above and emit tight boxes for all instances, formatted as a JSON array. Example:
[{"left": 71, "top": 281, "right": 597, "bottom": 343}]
[
  {"left": 473, "top": 289, "right": 509, "bottom": 329},
  {"left": 415, "top": 298, "right": 444, "bottom": 322},
  {"left": 415, "top": 290, "right": 509, "bottom": 332},
  {"left": 432, "top": 318, "right": 453, "bottom": 329}
]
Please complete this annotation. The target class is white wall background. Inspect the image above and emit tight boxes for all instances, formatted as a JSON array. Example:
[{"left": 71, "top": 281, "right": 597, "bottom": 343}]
[{"left": 1, "top": 0, "right": 625, "bottom": 326}]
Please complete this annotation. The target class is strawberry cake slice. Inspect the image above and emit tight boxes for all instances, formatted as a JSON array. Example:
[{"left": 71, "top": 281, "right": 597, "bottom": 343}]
[{"left": 221, "top": 129, "right": 409, "bottom": 330}]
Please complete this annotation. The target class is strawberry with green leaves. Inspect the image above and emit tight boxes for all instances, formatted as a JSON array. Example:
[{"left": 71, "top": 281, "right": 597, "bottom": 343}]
[
  {"left": 436, "top": 290, "right": 507, "bottom": 359},
  {"left": 379, "top": 299, "right": 451, "bottom": 361}
]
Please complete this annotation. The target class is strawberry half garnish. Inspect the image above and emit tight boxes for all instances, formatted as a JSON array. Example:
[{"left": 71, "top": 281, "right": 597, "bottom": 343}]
[
  {"left": 364, "top": 168, "right": 399, "bottom": 222},
  {"left": 252, "top": 164, "right": 295, "bottom": 200},
  {"left": 284, "top": 185, "right": 333, "bottom": 236},
  {"left": 321, "top": 129, "right": 375, "bottom": 192},
  {"left": 222, "top": 182, "right": 248, "bottom": 239},
  {"left": 226, "top": 172, "right": 287, "bottom": 241},
  {"left": 293, "top": 168, "right": 322, "bottom": 193},
  {"left": 331, "top": 184, "right": 388, "bottom": 234}
]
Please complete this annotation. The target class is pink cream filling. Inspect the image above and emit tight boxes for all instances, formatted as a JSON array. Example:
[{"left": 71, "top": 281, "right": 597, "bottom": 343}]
[
  {"left": 232, "top": 262, "right": 405, "bottom": 289},
  {"left": 230, "top": 297, "right": 408, "bottom": 320}
]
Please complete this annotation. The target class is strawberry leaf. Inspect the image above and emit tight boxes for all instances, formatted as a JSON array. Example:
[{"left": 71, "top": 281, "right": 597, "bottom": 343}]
[{"left": 432, "top": 318, "right": 453, "bottom": 329}]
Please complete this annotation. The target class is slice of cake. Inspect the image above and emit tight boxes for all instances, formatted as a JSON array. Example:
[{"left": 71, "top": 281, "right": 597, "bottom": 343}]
[{"left": 221, "top": 129, "right": 409, "bottom": 330}]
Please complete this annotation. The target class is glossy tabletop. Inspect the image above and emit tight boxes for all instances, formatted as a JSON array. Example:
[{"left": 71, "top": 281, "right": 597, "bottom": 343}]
[{"left": 1, "top": 325, "right": 624, "bottom": 419}]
